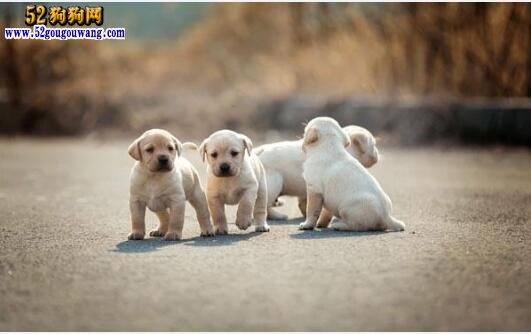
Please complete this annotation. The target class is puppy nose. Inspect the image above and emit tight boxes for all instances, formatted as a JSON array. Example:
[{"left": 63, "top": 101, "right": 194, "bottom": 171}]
[
  {"left": 158, "top": 155, "right": 169, "bottom": 164},
  {"left": 220, "top": 163, "right": 230, "bottom": 173}
]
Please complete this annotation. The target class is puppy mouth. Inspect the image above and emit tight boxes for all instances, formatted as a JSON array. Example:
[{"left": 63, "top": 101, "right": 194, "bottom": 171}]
[
  {"left": 153, "top": 164, "right": 173, "bottom": 172},
  {"left": 215, "top": 171, "right": 234, "bottom": 177}
]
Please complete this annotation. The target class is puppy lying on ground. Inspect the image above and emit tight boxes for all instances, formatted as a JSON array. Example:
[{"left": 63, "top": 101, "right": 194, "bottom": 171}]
[
  {"left": 128, "top": 129, "right": 214, "bottom": 241},
  {"left": 299, "top": 117, "right": 405, "bottom": 232},
  {"left": 200, "top": 130, "right": 270, "bottom": 234},
  {"left": 255, "top": 125, "right": 379, "bottom": 220}
]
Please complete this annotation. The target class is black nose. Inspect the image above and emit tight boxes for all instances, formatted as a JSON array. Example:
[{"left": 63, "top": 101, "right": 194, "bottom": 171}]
[
  {"left": 220, "top": 163, "right": 230, "bottom": 173},
  {"left": 158, "top": 155, "right": 169, "bottom": 164}
]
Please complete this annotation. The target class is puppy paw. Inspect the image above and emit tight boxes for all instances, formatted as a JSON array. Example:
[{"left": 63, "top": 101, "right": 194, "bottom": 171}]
[
  {"left": 149, "top": 229, "right": 166, "bottom": 237},
  {"left": 235, "top": 219, "right": 252, "bottom": 231},
  {"left": 214, "top": 226, "right": 228, "bottom": 235},
  {"left": 299, "top": 221, "right": 315, "bottom": 230},
  {"left": 255, "top": 222, "right": 270, "bottom": 232},
  {"left": 128, "top": 231, "right": 145, "bottom": 240},
  {"left": 273, "top": 198, "right": 285, "bottom": 207},
  {"left": 330, "top": 221, "right": 349, "bottom": 231},
  {"left": 200, "top": 227, "right": 215, "bottom": 237},
  {"left": 163, "top": 231, "right": 181, "bottom": 241}
]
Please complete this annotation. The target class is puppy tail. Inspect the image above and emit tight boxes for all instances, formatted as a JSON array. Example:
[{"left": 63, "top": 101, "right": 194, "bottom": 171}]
[
  {"left": 386, "top": 216, "right": 405, "bottom": 232},
  {"left": 182, "top": 142, "right": 198, "bottom": 150}
]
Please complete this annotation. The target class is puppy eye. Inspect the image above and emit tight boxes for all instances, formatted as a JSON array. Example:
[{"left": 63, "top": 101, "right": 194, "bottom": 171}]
[
  {"left": 168, "top": 146, "right": 174, "bottom": 151},
  {"left": 146, "top": 147, "right": 154, "bottom": 153},
  {"left": 211, "top": 152, "right": 218, "bottom": 159},
  {"left": 230, "top": 151, "right": 239, "bottom": 157}
]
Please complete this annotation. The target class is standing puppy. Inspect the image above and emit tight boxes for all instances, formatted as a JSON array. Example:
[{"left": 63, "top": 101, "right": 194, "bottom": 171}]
[
  {"left": 128, "top": 129, "right": 214, "bottom": 241},
  {"left": 255, "top": 125, "right": 379, "bottom": 220},
  {"left": 200, "top": 130, "right": 270, "bottom": 234},
  {"left": 299, "top": 117, "right": 405, "bottom": 232}
]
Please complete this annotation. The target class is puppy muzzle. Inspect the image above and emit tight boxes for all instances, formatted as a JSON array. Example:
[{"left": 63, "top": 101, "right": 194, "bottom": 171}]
[
  {"left": 215, "top": 162, "right": 234, "bottom": 177},
  {"left": 152, "top": 160, "right": 173, "bottom": 172}
]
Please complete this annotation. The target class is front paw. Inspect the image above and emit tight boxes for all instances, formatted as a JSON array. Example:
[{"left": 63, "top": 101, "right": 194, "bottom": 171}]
[
  {"left": 255, "top": 222, "right": 270, "bottom": 232},
  {"left": 128, "top": 231, "right": 145, "bottom": 240},
  {"left": 200, "top": 227, "right": 215, "bottom": 237},
  {"left": 235, "top": 218, "right": 252, "bottom": 231},
  {"left": 149, "top": 229, "right": 166, "bottom": 237},
  {"left": 214, "top": 225, "right": 228, "bottom": 235},
  {"left": 299, "top": 221, "right": 315, "bottom": 230},
  {"left": 163, "top": 231, "right": 182, "bottom": 241}
]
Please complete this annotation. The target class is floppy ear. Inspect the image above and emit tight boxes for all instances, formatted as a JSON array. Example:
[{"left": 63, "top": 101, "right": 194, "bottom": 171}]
[
  {"left": 303, "top": 127, "right": 319, "bottom": 147},
  {"left": 350, "top": 132, "right": 369, "bottom": 154},
  {"left": 198, "top": 138, "right": 208, "bottom": 162},
  {"left": 240, "top": 134, "right": 253, "bottom": 156},
  {"left": 171, "top": 135, "right": 183, "bottom": 156},
  {"left": 128, "top": 136, "right": 143, "bottom": 161}
]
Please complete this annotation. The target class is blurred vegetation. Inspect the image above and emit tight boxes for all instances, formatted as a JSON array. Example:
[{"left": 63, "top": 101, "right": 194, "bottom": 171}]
[
  {"left": 0, "top": 3, "right": 530, "bottom": 144},
  {"left": 180, "top": 3, "right": 530, "bottom": 97}
]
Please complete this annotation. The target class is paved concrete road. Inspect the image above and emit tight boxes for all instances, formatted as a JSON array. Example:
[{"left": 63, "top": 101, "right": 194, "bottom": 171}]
[{"left": 0, "top": 139, "right": 530, "bottom": 331}]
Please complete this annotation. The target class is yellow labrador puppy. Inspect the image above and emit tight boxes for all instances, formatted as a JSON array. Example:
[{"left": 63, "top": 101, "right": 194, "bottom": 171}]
[
  {"left": 128, "top": 129, "right": 214, "bottom": 241},
  {"left": 299, "top": 117, "right": 405, "bottom": 232},
  {"left": 199, "top": 130, "right": 270, "bottom": 234},
  {"left": 255, "top": 125, "right": 379, "bottom": 222}
]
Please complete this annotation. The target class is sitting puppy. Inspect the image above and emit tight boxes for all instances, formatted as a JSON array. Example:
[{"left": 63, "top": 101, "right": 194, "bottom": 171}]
[
  {"left": 299, "top": 117, "right": 405, "bottom": 232},
  {"left": 199, "top": 130, "right": 270, "bottom": 234},
  {"left": 128, "top": 129, "right": 214, "bottom": 241},
  {"left": 255, "top": 125, "right": 379, "bottom": 221}
]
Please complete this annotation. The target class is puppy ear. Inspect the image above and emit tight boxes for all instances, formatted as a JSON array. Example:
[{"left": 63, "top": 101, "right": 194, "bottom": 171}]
[
  {"left": 350, "top": 132, "right": 369, "bottom": 154},
  {"left": 240, "top": 134, "right": 253, "bottom": 156},
  {"left": 171, "top": 136, "right": 183, "bottom": 156},
  {"left": 128, "top": 136, "right": 143, "bottom": 161},
  {"left": 303, "top": 127, "right": 319, "bottom": 147},
  {"left": 198, "top": 139, "right": 208, "bottom": 162}
]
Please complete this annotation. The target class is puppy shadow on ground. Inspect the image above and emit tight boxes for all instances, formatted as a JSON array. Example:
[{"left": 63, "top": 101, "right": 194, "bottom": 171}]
[
  {"left": 112, "top": 238, "right": 178, "bottom": 253},
  {"left": 112, "top": 229, "right": 265, "bottom": 252},
  {"left": 183, "top": 230, "right": 263, "bottom": 247},
  {"left": 267, "top": 217, "right": 305, "bottom": 225},
  {"left": 291, "top": 228, "right": 386, "bottom": 240}
]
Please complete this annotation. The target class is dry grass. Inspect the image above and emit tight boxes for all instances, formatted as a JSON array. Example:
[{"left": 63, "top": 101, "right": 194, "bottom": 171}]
[{"left": 0, "top": 3, "right": 529, "bottom": 142}]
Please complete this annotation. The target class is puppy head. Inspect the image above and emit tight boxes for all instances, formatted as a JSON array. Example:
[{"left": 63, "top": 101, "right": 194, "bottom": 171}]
[
  {"left": 128, "top": 129, "right": 182, "bottom": 172},
  {"left": 343, "top": 125, "right": 379, "bottom": 168},
  {"left": 302, "top": 117, "right": 349, "bottom": 152},
  {"left": 199, "top": 129, "right": 252, "bottom": 177}
]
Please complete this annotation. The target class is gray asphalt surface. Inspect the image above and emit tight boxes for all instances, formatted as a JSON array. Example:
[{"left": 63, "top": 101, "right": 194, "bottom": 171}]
[{"left": 0, "top": 139, "right": 530, "bottom": 331}]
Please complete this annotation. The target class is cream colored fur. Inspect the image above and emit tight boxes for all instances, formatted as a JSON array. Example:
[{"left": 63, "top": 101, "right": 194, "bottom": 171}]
[
  {"left": 128, "top": 129, "right": 213, "bottom": 241},
  {"left": 255, "top": 125, "right": 379, "bottom": 220},
  {"left": 200, "top": 130, "right": 270, "bottom": 234},
  {"left": 299, "top": 117, "right": 405, "bottom": 232}
]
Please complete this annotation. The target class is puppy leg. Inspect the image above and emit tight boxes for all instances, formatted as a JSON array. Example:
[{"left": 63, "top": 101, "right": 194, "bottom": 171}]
[
  {"left": 299, "top": 189, "right": 323, "bottom": 230},
  {"left": 336, "top": 199, "right": 382, "bottom": 232},
  {"left": 189, "top": 184, "right": 214, "bottom": 237},
  {"left": 208, "top": 196, "right": 228, "bottom": 235},
  {"left": 164, "top": 199, "right": 186, "bottom": 241},
  {"left": 254, "top": 179, "right": 270, "bottom": 232},
  {"left": 298, "top": 197, "right": 307, "bottom": 217},
  {"left": 235, "top": 190, "right": 256, "bottom": 231},
  {"left": 266, "top": 171, "right": 287, "bottom": 220},
  {"left": 128, "top": 200, "right": 146, "bottom": 240},
  {"left": 316, "top": 208, "right": 333, "bottom": 228},
  {"left": 150, "top": 210, "right": 169, "bottom": 237}
]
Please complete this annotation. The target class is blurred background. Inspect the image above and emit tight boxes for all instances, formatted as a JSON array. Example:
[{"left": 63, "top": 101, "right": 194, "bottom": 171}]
[{"left": 1, "top": 3, "right": 530, "bottom": 145}]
